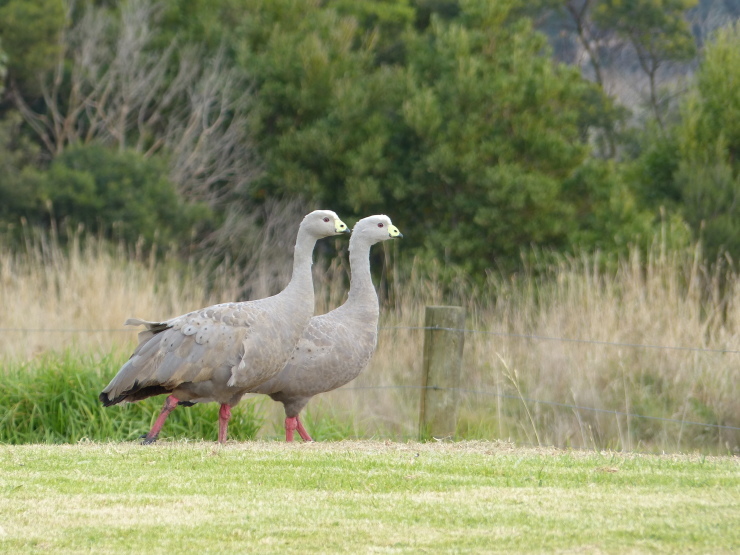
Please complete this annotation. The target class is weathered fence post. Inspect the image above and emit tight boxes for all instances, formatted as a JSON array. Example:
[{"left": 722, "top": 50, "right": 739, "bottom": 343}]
[{"left": 419, "top": 305, "right": 465, "bottom": 441}]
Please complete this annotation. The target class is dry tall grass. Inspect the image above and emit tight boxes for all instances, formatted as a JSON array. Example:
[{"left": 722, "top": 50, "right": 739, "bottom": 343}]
[
  {"left": 1, "top": 229, "right": 737, "bottom": 452},
  {"left": 0, "top": 224, "right": 351, "bottom": 359},
  {"left": 0, "top": 230, "right": 240, "bottom": 359},
  {"left": 293, "top": 241, "right": 739, "bottom": 453}
]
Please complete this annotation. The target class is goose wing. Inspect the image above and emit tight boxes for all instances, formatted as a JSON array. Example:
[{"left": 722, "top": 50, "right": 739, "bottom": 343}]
[{"left": 100, "top": 302, "right": 268, "bottom": 405}]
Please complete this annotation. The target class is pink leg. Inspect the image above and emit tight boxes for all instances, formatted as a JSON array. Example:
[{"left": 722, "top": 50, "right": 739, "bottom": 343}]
[
  {"left": 142, "top": 395, "right": 179, "bottom": 444},
  {"left": 285, "top": 416, "right": 313, "bottom": 442},
  {"left": 295, "top": 416, "right": 313, "bottom": 442},
  {"left": 285, "top": 417, "right": 297, "bottom": 442},
  {"left": 218, "top": 404, "right": 231, "bottom": 444}
]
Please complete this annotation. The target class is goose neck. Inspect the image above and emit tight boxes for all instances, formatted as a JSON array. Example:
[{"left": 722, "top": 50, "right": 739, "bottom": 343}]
[
  {"left": 346, "top": 239, "right": 376, "bottom": 305},
  {"left": 284, "top": 230, "right": 317, "bottom": 297}
]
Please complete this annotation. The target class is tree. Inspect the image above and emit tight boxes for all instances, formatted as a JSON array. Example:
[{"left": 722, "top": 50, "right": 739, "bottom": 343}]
[
  {"left": 8, "top": 0, "right": 256, "bottom": 207},
  {"left": 395, "top": 0, "right": 605, "bottom": 273},
  {"left": 0, "top": 113, "right": 44, "bottom": 224},
  {"left": 550, "top": 0, "right": 631, "bottom": 157},
  {"left": 594, "top": 0, "right": 697, "bottom": 131},
  {"left": 234, "top": 0, "right": 382, "bottom": 203},
  {"left": 671, "top": 22, "right": 740, "bottom": 260},
  {"left": 561, "top": 0, "right": 609, "bottom": 88},
  {"left": 0, "top": 37, "right": 6, "bottom": 94},
  {"left": 328, "top": 0, "right": 415, "bottom": 63},
  {"left": 235, "top": 0, "right": 653, "bottom": 276},
  {"left": 630, "top": 20, "right": 740, "bottom": 262},
  {"left": 0, "top": 0, "right": 65, "bottom": 94}
]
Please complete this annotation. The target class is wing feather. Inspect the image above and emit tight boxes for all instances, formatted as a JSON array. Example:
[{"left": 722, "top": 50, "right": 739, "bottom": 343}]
[{"left": 101, "top": 302, "right": 265, "bottom": 403}]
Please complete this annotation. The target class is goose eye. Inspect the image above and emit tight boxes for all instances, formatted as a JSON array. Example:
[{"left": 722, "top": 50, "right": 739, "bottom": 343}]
[
  {"left": 377, "top": 223, "right": 384, "bottom": 228},
  {"left": 323, "top": 217, "right": 330, "bottom": 222}
]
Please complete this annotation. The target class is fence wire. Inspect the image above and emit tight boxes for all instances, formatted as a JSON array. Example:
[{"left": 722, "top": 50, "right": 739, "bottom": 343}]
[
  {"left": 381, "top": 326, "right": 740, "bottom": 355},
  {"left": 0, "top": 328, "right": 132, "bottom": 333},
  {"left": 1, "top": 324, "right": 738, "bottom": 435},
  {"left": 3, "top": 324, "right": 740, "bottom": 355},
  {"left": 337, "top": 385, "right": 740, "bottom": 433}
]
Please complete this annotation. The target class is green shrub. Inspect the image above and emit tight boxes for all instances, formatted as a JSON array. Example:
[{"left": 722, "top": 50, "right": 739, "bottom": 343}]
[
  {"left": 0, "top": 351, "right": 263, "bottom": 444},
  {"left": 19, "top": 144, "right": 212, "bottom": 247}
]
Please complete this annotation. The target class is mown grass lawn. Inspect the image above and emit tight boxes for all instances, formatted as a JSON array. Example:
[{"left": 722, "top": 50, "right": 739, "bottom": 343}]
[{"left": 0, "top": 440, "right": 737, "bottom": 553}]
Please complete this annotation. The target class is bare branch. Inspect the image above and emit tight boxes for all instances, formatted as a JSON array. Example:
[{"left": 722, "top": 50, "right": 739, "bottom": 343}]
[
  {"left": 10, "top": 0, "right": 259, "bottom": 207},
  {"left": 163, "top": 46, "right": 259, "bottom": 205},
  {"left": 200, "top": 198, "right": 307, "bottom": 298},
  {"left": 9, "top": 84, "right": 55, "bottom": 154}
]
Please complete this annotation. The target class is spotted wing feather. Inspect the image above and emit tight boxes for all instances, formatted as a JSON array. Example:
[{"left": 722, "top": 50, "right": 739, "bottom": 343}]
[{"left": 100, "top": 303, "right": 266, "bottom": 404}]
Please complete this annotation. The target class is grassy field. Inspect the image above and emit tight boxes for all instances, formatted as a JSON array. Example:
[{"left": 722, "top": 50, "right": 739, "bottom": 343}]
[{"left": 0, "top": 441, "right": 737, "bottom": 553}]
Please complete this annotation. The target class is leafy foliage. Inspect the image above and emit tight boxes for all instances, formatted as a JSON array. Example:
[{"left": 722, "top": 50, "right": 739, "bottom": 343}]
[
  {"left": 594, "top": 0, "right": 697, "bottom": 65},
  {"left": 594, "top": 0, "right": 696, "bottom": 128},
  {"left": 0, "top": 112, "right": 42, "bottom": 222},
  {"left": 21, "top": 144, "right": 212, "bottom": 246},
  {"left": 560, "top": 158, "right": 654, "bottom": 250},
  {"left": 0, "top": 0, "right": 65, "bottom": 93},
  {"left": 0, "top": 0, "right": 734, "bottom": 274},
  {"left": 399, "top": 3, "right": 594, "bottom": 271},
  {"left": 234, "top": 0, "right": 653, "bottom": 275},
  {"left": 0, "top": 36, "right": 6, "bottom": 91},
  {"left": 634, "top": 22, "right": 740, "bottom": 261}
]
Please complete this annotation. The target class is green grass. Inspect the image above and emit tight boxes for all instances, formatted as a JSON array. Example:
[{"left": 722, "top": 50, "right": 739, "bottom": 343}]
[
  {"left": 0, "top": 441, "right": 737, "bottom": 553},
  {"left": 0, "top": 351, "right": 263, "bottom": 443}
]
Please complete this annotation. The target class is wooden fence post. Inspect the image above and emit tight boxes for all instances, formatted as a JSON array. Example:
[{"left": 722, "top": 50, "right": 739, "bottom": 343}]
[{"left": 419, "top": 305, "right": 465, "bottom": 441}]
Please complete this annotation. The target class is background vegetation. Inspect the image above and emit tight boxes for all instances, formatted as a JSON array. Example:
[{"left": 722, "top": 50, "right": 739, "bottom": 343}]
[
  {"left": 2, "top": 0, "right": 739, "bottom": 271},
  {"left": 1, "top": 0, "right": 739, "bottom": 451}
]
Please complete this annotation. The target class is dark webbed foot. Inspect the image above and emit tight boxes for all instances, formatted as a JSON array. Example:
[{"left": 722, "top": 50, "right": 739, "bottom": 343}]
[{"left": 140, "top": 434, "right": 158, "bottom": 445}]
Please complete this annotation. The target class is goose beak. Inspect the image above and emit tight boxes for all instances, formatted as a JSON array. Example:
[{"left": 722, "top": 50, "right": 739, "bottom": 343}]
[
  {"left": 335, "top": 219, "right": 350, "bottom": 234},
  {"left": 388, "top": 225, "right": 403, "bottom": 239}
]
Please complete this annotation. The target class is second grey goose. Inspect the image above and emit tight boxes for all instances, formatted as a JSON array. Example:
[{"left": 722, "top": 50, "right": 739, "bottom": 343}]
[
  {"left": 251, "top": 214, "right": 402, "bottom": 441},
  {"left": 99, "top": 209, "right": 349, "bottom": 443}
]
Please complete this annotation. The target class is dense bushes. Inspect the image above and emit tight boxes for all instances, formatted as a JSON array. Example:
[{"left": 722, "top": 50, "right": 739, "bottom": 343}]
[
  {"left": 1, "top": 143, "right": 212, "bottom": 247},
  {"left": 0, "top": 0, "right": 738, "bottom": 275}
]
